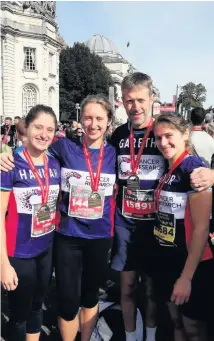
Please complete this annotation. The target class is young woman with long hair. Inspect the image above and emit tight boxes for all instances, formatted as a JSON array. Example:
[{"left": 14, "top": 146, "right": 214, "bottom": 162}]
[
  {"left": 153, "top": 113, "right": 214, "bottom": 341},
  {"left": 1, "top": 105, "right": 60, "bottom": 341}
]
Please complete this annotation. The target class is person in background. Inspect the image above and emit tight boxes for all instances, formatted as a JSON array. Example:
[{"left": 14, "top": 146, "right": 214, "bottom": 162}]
[
  {"left": 206, "top": 122, "right": 214, "bottom": 139},
  {"left": 190, "top": 107, "right": 214, "bottom": 167},
  {"left": 204, "top": 113, "right": 213, "bottom": 126},
  {"left": 52, "top": 122, "right": 70, "bottom": 143},
  {"left": 14, "top": 116, "right": 22, "bottom": 146},
  {"left": 58, "top": 123, "right": 66, "bottom": 137},
  {"left": 14, "top": 116, "right": 21, "bottom": 125},
  {"left": 204, "top": 112, "right": 214, "bottom": 138},
  {"left": 202, "top": 113, "right": 212, "bottom": 131},
  {"left": 1, "top": 117, "right": 16, "bottom": 149},
  {"left": 65, "top": 126, "right": 74, "bottom": 140},
  {"left": 1, "top": 105, "right": 61, "bottom": 341},
  {"left": 14, "top": 119, "right": 28, "bottom": 153},
  {"left": 76, "top": 127, "right": 83, "bottom": 138},
  {"left": 71, "top": 121, "right": 79, "bottom": 131}
]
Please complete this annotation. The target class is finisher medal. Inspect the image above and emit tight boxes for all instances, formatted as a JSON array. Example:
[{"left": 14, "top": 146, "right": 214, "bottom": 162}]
[
  {"left": 127, "top": 174, "right": 140, "bottom": 191},
  {"left": 88, "top": 192, "right": 102, "bottom": 208},
  {"left": 23, "top": 148, "right": 50, "bottom": 222},
  {"left": 37, "top": 204, "right": 51, "bottom": 222},
  {"left": 83, "top": 138, "right": 104, "bottom": 210}
]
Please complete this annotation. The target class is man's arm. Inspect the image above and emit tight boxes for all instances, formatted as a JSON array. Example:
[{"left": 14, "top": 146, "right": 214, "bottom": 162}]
[
  {"left": 0, "top": 151, "right": 14, "bottom": 171},
  {"left": 190, "top": 168, "right": 214, "bottom": 192}
]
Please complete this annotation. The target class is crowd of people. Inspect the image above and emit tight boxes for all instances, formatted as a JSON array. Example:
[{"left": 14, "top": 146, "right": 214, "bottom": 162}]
[
  {"left": 1, "top": 72, "right": 214, "bottom": 341},
  {"left": 0, "top": 116, "right": 85, "bottom": 152}
]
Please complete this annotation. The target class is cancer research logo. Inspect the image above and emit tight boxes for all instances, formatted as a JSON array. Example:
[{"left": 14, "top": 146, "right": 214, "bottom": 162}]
[
  {"left": 65, "top": 171, "right": 82, "bottom": 187},
  {"left": 14, "top": 186, "right": 59, "bottom": 214},
  {"left": 118, "top": 156, "right": 131, "bottom": 177}
]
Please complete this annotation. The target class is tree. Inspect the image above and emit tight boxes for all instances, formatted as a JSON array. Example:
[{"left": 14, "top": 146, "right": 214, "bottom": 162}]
[
  {"left": 177, "top": 82, "right": 207, "bottom": 111},
  {"left": 59, "top": 43, "right": 114, "bottom": 121}
]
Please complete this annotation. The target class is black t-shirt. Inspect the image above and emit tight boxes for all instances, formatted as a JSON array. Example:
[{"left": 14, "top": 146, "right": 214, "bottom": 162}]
[
  {"left": 1, "top": 125, "right": 16, "bottom": 147},
  {"left": 110, "top": 121, "right": 166, "bottom": 227}
]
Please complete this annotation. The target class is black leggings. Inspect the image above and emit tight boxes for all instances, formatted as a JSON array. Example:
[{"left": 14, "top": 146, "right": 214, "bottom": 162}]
[
  {"left": 54, "top": 233, "right": 112, "bottom": 321},
  {"left": 7, "top": 247, "right": 53, "bottom": 341}
]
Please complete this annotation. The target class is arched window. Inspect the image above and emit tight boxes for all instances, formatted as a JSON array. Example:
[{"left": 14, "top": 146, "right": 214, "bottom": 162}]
[
  {"left": 48, "top": 87, "right": 55, "bottom": 108},
  {"left": 22, "top": 85, "right": 37, "bottom": 116}
]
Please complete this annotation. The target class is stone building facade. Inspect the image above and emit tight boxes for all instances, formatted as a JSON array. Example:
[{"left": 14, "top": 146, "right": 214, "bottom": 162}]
[{"left": 0, "top": 1, "right": 63, "bottom": 120}]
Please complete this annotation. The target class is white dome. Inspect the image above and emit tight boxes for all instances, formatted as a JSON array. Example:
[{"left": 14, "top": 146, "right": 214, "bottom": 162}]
[{"left": 85, "top": 34, "right": 119, "bottom": 55}]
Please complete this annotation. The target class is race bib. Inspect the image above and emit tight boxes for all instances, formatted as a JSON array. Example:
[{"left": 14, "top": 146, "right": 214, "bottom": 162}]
[
  {"left": 154, "top": 211, "right": 176, "bottom": 246},
  {"left": 31, "top": 200, "right": 57, "bottom": 237},
  {"left": 122, "top": 187, "right": 155, "bottom": 220},
  {"left": 68, "top": 185, "right": 105, "bottom": 219}
]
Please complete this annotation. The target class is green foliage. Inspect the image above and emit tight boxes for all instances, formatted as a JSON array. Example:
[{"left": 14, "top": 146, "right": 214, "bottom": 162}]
[
  {"left": 59, "top": 43, "right": 114, "bottom": 121},
  {"left": 177, "top": 82, "right": 207, "bottom": 110}
]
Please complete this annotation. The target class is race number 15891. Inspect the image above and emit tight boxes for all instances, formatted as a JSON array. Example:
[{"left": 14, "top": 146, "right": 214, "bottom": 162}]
[{"left": 125, "top": 200, "right": 153, "bottom": 210}]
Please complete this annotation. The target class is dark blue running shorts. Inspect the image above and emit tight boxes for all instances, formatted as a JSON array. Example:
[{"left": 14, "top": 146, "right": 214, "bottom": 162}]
[{"left": 111, "top": 222, "right": 157, "bottom": 276}]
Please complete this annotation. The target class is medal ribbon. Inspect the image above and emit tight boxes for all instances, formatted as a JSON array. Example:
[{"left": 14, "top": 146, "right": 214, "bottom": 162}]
[
  {"left": 83, "top": 139, "right": 104, "bottom": 192},
  {"left": 23, "top": 149, "right": 50, "bottom": 204},
  {"left": 155, "top": 150, "right": 189, "bottom": 211},
  {"left": 129, "top": 118, "right": 153, "bottom": 174}
]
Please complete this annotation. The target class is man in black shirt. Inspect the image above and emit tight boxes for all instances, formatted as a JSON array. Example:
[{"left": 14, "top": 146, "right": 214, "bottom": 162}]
[{"left": 1, "top": 117, "right": 16, "bottom": 148}]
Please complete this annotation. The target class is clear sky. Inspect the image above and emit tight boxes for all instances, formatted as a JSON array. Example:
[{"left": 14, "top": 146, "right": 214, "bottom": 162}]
[{"left": 56, "top": 1, "right": 214, "bottom": 107}]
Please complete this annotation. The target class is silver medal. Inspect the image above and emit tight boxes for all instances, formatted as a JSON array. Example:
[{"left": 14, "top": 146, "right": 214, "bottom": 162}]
[{"left": 127, "top": 174, "right": 140, "bottom": 191}]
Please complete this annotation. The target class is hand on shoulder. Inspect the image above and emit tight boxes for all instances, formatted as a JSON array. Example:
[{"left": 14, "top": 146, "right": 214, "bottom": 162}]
[
  {"left": 0, "top": 152, "right": 14, "bottom": 172},
  {"left": 190, "top": 167, "right": 214, "bottom": 191}
]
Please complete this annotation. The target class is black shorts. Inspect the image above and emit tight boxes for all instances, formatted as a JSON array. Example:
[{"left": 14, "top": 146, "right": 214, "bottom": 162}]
[
  {"left": 54, "top": 233, "right": 112, "bottom": 321},
  {"left": 153, "top": 258, "right": 214, "bottom": 321},
  {"left": 111, "top": 221, "right": 158, "bottom": 276}
]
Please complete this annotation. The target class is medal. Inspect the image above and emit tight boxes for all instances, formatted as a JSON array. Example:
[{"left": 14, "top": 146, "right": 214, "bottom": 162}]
[
  {"left": 88, "top": 192, "right": 102, "bottom": 208},
  {"left": 37, "top": 204, "right": 51, "bottom": 222},
  {"left": 23, "top": 149, "right": 50, "bottom": 221},
  {"left": 128, "top": 119, "right": 153, "bottom": 188},
  {"left": 127, "top": 174, "right": 140, "bottom": 191},
  {"left": 83, "top": 138, "right": 104, "bottom": 209}
]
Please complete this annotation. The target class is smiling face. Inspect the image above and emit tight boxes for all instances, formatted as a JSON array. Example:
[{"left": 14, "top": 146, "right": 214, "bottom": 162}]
[
  {"left": 122, "top": 86, "right": 154, "bottom": 129},
  {"left": 154, "top": 122, "right": 189, "bottom": 165},
  {"left": 26, "top": 112, "right": 56, "bottom": 152},
  {"left": 81, "top": 102, "right": 109, "bottom": 146}
]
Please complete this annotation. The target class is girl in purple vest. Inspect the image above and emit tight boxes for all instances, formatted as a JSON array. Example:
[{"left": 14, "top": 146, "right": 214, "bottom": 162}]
[
  {"left": 1, "top": 105, "right": 61, "bottom": 341},
  {"left": 0, "top": 95, "right": 117, "bottom": 341}
]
